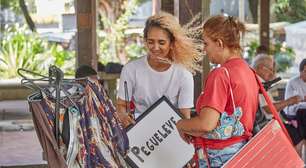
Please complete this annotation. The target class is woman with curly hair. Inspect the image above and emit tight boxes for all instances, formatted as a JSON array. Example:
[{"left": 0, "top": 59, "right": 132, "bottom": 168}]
[{"left": 116, "top": 12, "right": 201, "bottom": 128}]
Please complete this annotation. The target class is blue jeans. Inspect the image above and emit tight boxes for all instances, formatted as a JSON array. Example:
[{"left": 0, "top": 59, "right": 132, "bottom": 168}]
[{"left": 197, "top": 141, "right": 246, "bottom": 168}]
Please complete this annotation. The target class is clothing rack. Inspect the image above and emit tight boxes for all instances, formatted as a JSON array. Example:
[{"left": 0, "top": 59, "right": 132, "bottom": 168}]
[
  {"left": 49, "top": 66, "right": 63, "bottom": 146},
  {"left": 19, "top": 66, "right": 129, "bottom": 167},
  {"left": 18, "top": 66, "right": 71, "bottom": 147}
]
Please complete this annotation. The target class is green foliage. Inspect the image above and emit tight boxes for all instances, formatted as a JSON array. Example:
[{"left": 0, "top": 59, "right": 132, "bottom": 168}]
[
  {"left": 273, "top": 0, "right": 306, "bottom": 23},
  {"left": 125, "top": 42, "right": 146, "bottom": 61},
  {"left": 0, "top": 24, "right": 75, "bottom": 79},
  {"left": 0, "top": 25, "right": 52, "bottom": 78},
  {"left": 99, "top": 31, "right": 119, "bottom": 64},
  {"left": 246, "top": 40, "right": 295, "bottom": 72},
  {"left": 98, "top": 0, "right": 144, "bottom": 64},
  {"left": 1, "top": 0, "right": 36, "bottom": 14},
  {"left": 1, "top": 0, "right": 20, "bottom": 14},
  {"left": 271, "top": 43, "right": 295, "bottom": 72},
  {"left": 246, "top": 41, "right": 260, "bottom": 60},
  {"left": 48, "top": 45, "right": 75, "bottom": 75}
]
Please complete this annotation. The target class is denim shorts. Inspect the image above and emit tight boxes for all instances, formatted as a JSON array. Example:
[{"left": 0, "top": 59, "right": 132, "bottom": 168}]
[{"left": 197, "top": 141, "right": 246, "bottom": 168}]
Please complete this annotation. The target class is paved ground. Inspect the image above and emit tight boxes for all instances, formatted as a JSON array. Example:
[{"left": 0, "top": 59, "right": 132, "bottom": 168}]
[
  {"left": 0, "top": 100, "right": 47, "bottom": 167},
  {"left": 0, "top": 131, "right": 47, "bottom": 167}
]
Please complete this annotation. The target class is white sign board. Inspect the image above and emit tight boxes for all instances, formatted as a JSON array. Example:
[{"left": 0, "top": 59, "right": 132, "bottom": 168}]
[{"left": 126, "top": 96, "right": 194, "bottom": 168}]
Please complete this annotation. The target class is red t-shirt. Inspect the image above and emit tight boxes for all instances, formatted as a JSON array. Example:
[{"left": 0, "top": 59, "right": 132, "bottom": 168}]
[{"left": 196, "top": 58, "right": 259, "bottom": 149}]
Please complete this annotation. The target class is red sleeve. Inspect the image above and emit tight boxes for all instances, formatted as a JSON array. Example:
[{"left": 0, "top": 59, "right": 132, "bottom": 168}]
[{"left": 196, "top": 68, "right": 230, "bottom": 113}]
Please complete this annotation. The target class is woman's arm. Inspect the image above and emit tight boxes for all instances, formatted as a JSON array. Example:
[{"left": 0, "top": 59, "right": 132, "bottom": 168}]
[
  {"left": 179, "top": 108, "right": 191, "bottom": 119},
  {"left": 176, "top": 107, "right": 220, "bottom": 137},
  {"left": 177, "top": 108, "right": 192, "bottom": 143}
]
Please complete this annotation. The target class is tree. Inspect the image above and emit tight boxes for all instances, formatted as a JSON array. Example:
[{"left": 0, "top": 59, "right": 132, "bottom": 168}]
[
  {"left": 273, "top": 0, "right": 306, "bottom": 23},
  {"left": 97, "top": 0, "right": 148, "bottom": 63},
  {"left": 0, "top": 0, "right": 36, "bottom": 32},
  {"left": 98, "top": 0, "right": 148, "bottom": 23},
  {"left": 19, "top": 0, "right": 36, "bottom": 32}
]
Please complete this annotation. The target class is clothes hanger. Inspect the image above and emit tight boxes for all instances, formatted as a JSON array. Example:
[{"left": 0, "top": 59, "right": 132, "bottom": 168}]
[{"left": 18, "top": 66, "right": 83, "bottom": 146}]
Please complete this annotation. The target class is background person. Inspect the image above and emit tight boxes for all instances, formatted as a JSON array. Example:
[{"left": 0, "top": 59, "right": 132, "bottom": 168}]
[
  {"left": 251, "top": 54, "right": 301, "bottom": 119},
  {"left": 285, "top": 58, "right": 306, "bottom": 116},
  {"left": 283, "top": 58, "right": 306, "bottom": 157},
  {"left": 116, "top": 12, "right": 201, "bottom": 131},
  {"left": 176, "top": 15, "right": 259, "bottom": 167},
  {"left": 251, "top": 54, "right": 305, "bottom": 155}
]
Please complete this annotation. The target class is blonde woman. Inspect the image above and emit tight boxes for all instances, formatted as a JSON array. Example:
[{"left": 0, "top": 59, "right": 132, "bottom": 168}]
[{"left": 116, "top": 12, "right": 201, "bottom": 129}]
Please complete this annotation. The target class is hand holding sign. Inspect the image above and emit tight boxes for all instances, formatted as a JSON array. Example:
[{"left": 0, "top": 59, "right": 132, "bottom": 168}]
[
  {"left": 125, "top": 96, "right": 194, "bottom": 168},
  {"left": 117, "top": 112, "right": 135, "bottom": 128},
  {"left": 178, "top": 130, "right": 192, "bottom": 144}
]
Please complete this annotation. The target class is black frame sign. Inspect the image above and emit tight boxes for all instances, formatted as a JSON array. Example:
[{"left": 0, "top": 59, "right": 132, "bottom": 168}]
[{"left": 125, "top": 96, "right": 194, "bottom": 168}]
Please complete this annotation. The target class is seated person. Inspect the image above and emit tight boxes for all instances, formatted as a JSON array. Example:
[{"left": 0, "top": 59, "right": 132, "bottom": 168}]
[
  {"left": 252, "top": 54, "right": 301, "bottom": 119},
  {"left": 284, "top": 58, "right": 306, "bottom": 117},
  {"left": 283, "top": 59, "right": 306, "bottom": 156}
]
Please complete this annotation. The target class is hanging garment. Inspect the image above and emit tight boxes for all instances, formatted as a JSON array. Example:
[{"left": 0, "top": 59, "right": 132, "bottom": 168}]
[
  {"left": 29, "top": 95, "right": 68, "bottom": 168},
  {"left": 28, "top": 78, "right": 129, "bottom": 168}
]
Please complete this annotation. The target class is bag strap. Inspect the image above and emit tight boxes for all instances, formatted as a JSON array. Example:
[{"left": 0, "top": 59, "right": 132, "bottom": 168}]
[
  {"left": 251, "top": 68, "right": 292, "bottom": 144},
  {"left": 222, "top": 67, "right": 236, "bottom": 110}
]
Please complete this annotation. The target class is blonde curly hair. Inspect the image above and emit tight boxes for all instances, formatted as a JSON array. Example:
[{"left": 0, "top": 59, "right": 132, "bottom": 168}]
[{"left": 143, "top": 12, "right": 202, "bottom": 73}]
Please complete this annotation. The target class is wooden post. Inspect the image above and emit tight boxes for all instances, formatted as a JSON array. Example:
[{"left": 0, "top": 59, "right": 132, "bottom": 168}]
[
  {"left": 239, "top": 0, "right": 245, "bottom": 22},
  {"left": 178, "top": 0, "right": 206, "bottom": 105},
  {"left": 201, "top": 0, "right": 211, "bottom": 88},
  {"left": 179, "top": 0, "right": 201, "bottom": 25},
  {"left": 75, "top": 0, "right": 97, "bottom": 70},
  {"left": 160, "top": 0, "right": 211, "bottom": 105},
  {"left": 239, "top": 0, "right": 245, "bottom": 51},
  {"left": 174, "top": 0, "right": 179, "bottom": 18},
  {"left": 161, "top": 0, "right": 174, "bottom": 14},
  {"left": 152, "top": 0, "right": 161, "bottom": 15},
  {"left": 259, "top": 0, "right": 270, "bottom": 50}
]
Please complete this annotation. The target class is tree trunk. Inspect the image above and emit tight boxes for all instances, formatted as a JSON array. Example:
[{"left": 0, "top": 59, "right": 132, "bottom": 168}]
[{"left": 19, "top": 0, "right": 36, "bottom": 32}]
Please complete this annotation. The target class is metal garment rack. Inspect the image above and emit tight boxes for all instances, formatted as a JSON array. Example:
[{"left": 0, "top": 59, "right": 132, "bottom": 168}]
[
  {"left": 48, "top": 66, "right": 64, "bottom": 147},
  {"left": 18, "top": 66, "right": 64, "bottom": 147}
]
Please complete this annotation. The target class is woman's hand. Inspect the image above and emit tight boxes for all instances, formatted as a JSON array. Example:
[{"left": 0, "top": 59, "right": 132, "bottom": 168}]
[
  {"left": 177, "top": 120, "right": 196, "bottom": 144},
  {"left": 116, "top": 98, "right": 135, "bottom": 128},
  {"left": 177, "top": 120, "right": 190, "bottom": 143},
  {"left": 175, "top": 108, "right": 220, "bottom": 137},
  {"left": 117, "top": 112, "right": 135, "bottom": 128},
  {"left": 178, "top": 129, "right": 192, "bottom": 144}
]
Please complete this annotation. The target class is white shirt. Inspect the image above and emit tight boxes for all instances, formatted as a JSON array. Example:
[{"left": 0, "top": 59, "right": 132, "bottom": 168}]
[
  {"left": 117, "top": 56, "right": 194, "bottom": 116},
  {"left": 284, "top": 75, "right": 306, "bottom": 116}
]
